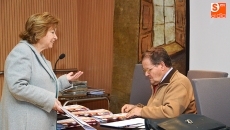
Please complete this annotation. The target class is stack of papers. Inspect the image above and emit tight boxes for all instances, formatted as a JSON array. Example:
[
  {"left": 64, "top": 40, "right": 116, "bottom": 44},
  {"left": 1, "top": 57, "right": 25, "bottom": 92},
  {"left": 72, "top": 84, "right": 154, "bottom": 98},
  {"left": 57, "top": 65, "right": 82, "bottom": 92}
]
[
  {"left": 100, "top": 118, "right": 145, "bottom": 129},
  {"left": 59, "top": 106, "right": 96, "bottom": 130},
  {"left": 93, "top": 113, "right": 127, "bottom": 123},
  {"left": 87, "top": 89, "right": 105, "bottom": 95},
  {"left": 58, "top": 104, "right": 145, "bottom": 129}
]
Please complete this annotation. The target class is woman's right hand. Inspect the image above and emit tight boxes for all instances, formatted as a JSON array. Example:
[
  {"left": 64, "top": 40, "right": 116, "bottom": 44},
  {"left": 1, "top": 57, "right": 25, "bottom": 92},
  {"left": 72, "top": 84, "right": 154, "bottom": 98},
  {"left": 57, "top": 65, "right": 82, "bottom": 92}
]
[
  {"left": 53, "top": 99, "right": 63, "bottom": 113},
  {"left": 66, "top": 71, "right": 84, "bottom": 82}
]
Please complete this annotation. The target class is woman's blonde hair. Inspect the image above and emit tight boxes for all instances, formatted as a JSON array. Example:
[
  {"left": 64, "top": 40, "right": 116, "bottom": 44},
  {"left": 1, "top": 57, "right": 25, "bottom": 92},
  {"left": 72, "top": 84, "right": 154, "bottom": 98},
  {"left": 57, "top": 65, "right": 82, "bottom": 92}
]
[{"left": 19, "top": 12, "right": 60, "bottom": 44}]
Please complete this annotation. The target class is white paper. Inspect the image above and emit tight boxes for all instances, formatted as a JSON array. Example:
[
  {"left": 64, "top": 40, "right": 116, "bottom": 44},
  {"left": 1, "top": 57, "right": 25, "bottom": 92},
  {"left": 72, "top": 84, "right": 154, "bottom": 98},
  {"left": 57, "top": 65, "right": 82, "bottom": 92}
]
[
  {"left": 59, "top": 106, "right": 96, "bottom": 130},
  {"left": 100, "top": 118, "right": 145, "bottom": 128}
]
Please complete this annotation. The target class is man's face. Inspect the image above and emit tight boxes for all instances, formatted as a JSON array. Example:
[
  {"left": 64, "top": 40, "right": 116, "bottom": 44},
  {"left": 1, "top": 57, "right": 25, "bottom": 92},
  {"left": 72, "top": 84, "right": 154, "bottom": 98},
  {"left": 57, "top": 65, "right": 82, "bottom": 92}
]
[{"left": 142, "top": 58, "right": 163, "bottom": 85}]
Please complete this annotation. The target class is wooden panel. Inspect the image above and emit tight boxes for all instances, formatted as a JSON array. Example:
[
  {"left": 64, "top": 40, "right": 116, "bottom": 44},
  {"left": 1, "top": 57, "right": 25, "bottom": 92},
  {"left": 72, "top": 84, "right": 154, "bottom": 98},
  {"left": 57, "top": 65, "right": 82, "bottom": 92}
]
[
  {"left": 77, "top": 100, "right": 109, "bottom": 110},
  {"left": 140, "top": 0, "right": 153, "bottom": 34},
  {"left": 139, "top": 33, "right": 153, "bottom": 61},
  {"left": 60, "top": 99, "right": 109, "bottom": 110},
  {"left": 175, "top": 0, "right": 186, "bottom": 47},
  {"left": 139, "top": 0, "right": 153, "bottom": 62},
  {"left": 76, "top": 0, "right": 114, "bottom": 93},
  {"left": 0, "top": 0, "right": 114, "bottom": 106}
]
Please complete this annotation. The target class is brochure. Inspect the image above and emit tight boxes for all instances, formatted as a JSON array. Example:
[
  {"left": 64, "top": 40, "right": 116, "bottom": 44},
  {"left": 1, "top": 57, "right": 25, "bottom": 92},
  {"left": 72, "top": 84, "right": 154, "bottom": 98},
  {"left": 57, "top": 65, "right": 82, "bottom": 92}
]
[{"left": 59, "top": 106, "right": 96, "bottom": 130}]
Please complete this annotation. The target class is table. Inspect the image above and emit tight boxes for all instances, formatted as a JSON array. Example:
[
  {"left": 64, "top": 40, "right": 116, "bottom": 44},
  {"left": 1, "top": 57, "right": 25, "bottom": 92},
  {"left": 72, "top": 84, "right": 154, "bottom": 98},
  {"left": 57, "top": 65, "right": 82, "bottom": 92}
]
[
  {"left": 57, "top": 114, "right": 138, "bottom": 130},
  {"left": 62, "top": 95, "right": 109, "bottom": 107},
  {"left": 58, "top": 93, "right": 110, "bottom": 110},
  {"left": 58, "top": 122, "right": 145, "bottom": 130},
  {"left": 54, "top": 68, "right": 78, "bottom": 73},
  {"left": 57, "top": 94, "right": 145, "bottom": 129},
  {"left": 58, "top": 124, "right": 128, "bottom": 130}
]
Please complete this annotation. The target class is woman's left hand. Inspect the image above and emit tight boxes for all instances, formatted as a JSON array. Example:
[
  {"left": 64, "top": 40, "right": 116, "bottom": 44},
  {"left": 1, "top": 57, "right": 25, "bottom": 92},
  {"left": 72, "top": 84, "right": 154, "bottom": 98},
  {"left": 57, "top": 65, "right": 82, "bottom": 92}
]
[{"left": 66, "top": 71, "right": 84, "bottom": 82}]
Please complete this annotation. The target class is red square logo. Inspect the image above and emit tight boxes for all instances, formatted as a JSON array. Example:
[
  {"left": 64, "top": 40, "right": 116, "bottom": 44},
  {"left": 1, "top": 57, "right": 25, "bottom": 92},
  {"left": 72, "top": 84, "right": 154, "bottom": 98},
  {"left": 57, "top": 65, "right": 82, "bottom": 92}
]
[{"left": 211, "top": 3, "right": 226, "bottom": 18}]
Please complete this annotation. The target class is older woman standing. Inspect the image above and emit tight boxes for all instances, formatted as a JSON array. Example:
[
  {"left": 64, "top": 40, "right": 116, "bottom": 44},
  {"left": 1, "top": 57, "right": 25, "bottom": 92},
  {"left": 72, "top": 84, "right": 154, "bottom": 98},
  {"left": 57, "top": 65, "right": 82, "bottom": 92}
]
[{"left": 0, "top": 12, "right": 83, "bottom": 130}]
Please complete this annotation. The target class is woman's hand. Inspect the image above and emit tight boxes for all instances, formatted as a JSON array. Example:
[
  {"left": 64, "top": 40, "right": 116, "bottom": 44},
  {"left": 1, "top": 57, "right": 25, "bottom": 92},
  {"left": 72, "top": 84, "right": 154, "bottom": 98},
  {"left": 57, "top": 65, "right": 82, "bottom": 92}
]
[
  {"left": 66, "top": 71, "right": 84, "bottom": 82},
  {"left": 53, "top": 99, "right": 63, "bottom": 113}
]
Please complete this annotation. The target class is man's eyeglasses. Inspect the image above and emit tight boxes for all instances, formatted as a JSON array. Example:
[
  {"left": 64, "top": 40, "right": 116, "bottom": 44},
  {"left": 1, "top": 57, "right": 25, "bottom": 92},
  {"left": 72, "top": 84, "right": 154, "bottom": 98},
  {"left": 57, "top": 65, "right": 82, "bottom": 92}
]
[{"left": 143, "top": 66, "right": 156, "bottom": 74}]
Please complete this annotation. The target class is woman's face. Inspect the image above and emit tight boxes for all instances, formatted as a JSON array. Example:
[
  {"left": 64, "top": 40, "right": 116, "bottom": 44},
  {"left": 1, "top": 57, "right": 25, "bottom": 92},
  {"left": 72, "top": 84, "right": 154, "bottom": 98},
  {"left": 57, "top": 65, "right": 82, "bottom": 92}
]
[{"left": 37, "top": 27, "right": 58, "bottom": 50}]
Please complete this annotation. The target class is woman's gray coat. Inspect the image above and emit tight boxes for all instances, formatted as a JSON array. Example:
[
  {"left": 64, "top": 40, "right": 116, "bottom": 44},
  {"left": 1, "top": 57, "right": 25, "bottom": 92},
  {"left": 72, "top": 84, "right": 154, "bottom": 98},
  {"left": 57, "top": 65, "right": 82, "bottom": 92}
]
[{"left": 0, "top": 40, "right": 71, "bottom": 130}]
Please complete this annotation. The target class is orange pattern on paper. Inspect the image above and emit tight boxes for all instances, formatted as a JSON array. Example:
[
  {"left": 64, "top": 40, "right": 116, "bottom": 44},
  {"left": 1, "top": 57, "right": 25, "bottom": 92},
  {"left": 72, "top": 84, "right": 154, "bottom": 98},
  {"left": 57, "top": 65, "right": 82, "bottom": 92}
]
[{"left": 211, "top": 3, "right": 226, "bottom": 18}]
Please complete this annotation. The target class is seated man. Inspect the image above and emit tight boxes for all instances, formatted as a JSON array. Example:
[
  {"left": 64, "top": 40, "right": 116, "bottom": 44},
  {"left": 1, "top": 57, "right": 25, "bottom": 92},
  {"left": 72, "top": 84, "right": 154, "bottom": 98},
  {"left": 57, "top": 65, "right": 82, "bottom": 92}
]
[{"left": 121, "top": 47, "right": 197, "bottom": 119}]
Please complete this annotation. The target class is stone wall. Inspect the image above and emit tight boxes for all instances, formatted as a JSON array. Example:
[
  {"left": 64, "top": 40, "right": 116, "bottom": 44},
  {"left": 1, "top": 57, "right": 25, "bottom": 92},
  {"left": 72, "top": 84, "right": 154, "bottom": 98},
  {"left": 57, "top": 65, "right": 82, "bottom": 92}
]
[{"left": 111, "top": 0, "right": 141, "bottom": 113}]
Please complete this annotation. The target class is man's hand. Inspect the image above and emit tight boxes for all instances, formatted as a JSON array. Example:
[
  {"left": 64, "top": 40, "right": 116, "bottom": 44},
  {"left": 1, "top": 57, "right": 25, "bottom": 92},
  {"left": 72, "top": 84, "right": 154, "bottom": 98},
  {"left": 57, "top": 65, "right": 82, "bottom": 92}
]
[
  {"left": 125, "top": 107, "right": 142, "bottom": 118},
  {"left": 121, "top": 104, "right": 136, "bottom": 113}
]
